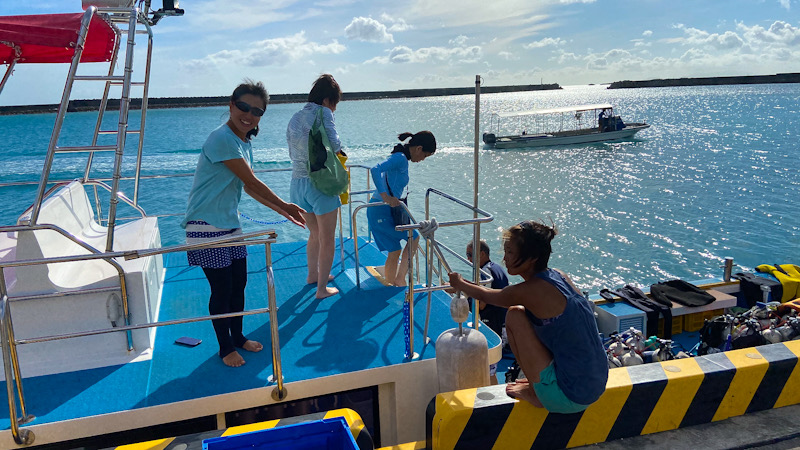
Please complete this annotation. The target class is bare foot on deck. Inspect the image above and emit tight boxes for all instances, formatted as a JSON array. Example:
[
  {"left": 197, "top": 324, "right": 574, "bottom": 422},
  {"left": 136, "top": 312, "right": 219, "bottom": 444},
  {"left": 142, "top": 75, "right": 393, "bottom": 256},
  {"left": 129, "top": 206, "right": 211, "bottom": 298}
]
[
  {"left": 316, "top": 286, "right": 339, "bottom": 299},
  {"left": 222, "top": 351, "right": 246, "bottom": 367},
  {"left": 506, "top": 380, "right": 543, "bottom": 408},
  {"left": 241, "top": 340, "right": 263, "bottom": 352},
  {"left": 306, "top": 274, "right": 335, "bottom": 285}
]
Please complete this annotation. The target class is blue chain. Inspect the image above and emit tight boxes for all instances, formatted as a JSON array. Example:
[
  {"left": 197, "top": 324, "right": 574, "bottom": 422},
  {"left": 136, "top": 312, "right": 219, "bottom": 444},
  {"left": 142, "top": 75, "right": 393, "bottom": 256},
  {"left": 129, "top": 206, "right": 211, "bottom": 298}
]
[
  {"left": 238, "top": 210, "right": 289, "bottom": 225},
  {"left": 403, "top": 299, "right": 410, "bottom": 359}
]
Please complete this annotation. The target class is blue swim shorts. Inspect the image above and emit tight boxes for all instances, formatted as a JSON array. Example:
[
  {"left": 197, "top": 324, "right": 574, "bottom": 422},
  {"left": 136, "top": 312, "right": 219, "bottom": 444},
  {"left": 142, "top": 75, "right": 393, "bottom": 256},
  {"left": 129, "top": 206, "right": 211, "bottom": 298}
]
[
  {"left": 366, "top": 201, "right": 418, "bottom": 253},
  {"left": 290, "top": 177, "right": 341, "bottom": 216},
  {"left": 532, "top": 362, "right": 591, "bottom": 414}
]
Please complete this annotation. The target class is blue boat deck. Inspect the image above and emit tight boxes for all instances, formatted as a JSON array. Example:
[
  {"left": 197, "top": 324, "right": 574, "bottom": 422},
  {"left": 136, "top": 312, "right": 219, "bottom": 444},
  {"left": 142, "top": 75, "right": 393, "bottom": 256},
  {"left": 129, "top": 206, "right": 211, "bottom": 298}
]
[{"left": 0, "top": 236, "right": 501, "bottom": 434}]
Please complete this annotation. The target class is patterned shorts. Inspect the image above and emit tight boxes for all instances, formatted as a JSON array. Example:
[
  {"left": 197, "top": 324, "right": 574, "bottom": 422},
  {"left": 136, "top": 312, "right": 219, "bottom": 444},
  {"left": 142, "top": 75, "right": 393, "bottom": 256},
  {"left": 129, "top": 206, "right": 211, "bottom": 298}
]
[{"left": 185, "top": 221, "right": 247, "bottom": 269}]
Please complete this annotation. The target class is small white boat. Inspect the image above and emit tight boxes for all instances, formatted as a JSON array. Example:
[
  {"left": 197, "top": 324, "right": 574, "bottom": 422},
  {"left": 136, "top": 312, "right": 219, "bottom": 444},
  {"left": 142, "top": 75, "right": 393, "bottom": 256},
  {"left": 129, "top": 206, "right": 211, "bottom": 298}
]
[{"left": 482, "top": 103, "right": 649, "bottom": 149}]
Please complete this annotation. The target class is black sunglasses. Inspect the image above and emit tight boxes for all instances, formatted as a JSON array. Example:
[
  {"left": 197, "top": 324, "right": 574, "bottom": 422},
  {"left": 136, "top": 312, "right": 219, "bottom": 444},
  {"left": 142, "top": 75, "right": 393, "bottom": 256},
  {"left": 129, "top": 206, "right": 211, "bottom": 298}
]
[
  {"left": 234, "top": 101, "right": 265, "bottom": 117},
  {"left": 466, "top": 251, "right": 473, "bottom": 258}
]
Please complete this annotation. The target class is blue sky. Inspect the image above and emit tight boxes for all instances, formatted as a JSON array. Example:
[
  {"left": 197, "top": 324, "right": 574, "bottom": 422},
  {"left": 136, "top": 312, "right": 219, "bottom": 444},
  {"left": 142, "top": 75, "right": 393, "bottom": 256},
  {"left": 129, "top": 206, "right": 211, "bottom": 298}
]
[{"left": 2, "top": 0, "right": 799, "bottom": 105}]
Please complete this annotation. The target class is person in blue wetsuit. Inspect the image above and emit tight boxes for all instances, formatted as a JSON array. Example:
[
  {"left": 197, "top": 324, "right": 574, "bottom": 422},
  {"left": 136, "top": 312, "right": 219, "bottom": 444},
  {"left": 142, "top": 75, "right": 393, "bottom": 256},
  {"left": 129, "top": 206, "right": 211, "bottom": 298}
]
[
  {"left": 466, "top": 239, "right": 510, "bottom": 384},
  {"left": 182, "top": 80, "right": 306, "bottom": 368},
  {"left": 367, "top": 131, "right": 436, "bottom": 286},
  {"left": 449, "top": 220, "right": 608, "bottom": 412}
]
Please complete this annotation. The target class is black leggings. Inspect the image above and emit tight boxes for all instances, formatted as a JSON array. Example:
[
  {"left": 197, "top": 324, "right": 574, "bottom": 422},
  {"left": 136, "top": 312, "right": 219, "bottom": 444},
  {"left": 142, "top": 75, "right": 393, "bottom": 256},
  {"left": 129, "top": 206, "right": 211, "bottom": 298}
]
[{"left": 202, "top": 257, "right": 248, "bottom": 358}]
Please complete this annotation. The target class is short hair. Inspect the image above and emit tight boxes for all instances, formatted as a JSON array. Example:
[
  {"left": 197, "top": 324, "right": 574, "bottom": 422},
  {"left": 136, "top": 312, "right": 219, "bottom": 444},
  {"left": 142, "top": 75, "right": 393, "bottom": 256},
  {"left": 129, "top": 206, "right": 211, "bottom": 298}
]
[
  {"left": 467, "top": 239, "right": 490, "bottom": 256},
  {"left": 230, "top": 79, "right": 268, "bottom": 139},
  {"left": 231, "top": 79, "right": 269, "bottom": 107},
  {"left": 502, "top": 220, "right": 558, "bottom": 272},
  {"left": 308, "top": 74, "right": 342, "bottom": 107}
]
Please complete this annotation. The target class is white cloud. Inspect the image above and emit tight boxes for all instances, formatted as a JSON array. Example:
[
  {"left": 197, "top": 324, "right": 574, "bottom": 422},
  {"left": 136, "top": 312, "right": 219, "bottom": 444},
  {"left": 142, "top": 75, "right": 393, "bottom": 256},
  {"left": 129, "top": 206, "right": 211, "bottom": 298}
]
[
  {"left": 672, "top": 25, "right": 745, "bottom": 50},
  {"left": 524, "top": 37, "right": 566, "bottom": 49},
  {"left": 182, "top": 32, "right": 345, "bottom": 70},
  {"left": 380, "top": 13, "right": 413, "bottom": 32},
  {"left": 369, "top": 43, "right": 483, "bottom": 64},
  {"left": 643, "top": 30, "right": 653, "bottom": 37},
  {"left": 187, "top": 0, "right": 296, "bottom": 31},
  {"left": 736, "top": 20, "right": 800, "bottom": 46},
  {"left": 449, "top": 35, "right": 469, "bottom": 46},
  {"left": 345, "top": 17, "right": 394, "bottom": 43},
  {"left": 779, "top": 0, "right": 790, "bottom": 10},
  {"left": 498, "top": 51, "right": 520, "bottom": 61},
  {"left": 408, "top": 0, "right": 547, "bottom": 29}
]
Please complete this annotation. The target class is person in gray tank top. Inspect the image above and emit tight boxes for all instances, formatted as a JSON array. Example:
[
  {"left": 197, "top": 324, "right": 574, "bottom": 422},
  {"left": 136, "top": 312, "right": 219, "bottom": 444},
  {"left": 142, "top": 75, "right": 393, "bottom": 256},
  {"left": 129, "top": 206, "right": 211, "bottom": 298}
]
[{"left": 449, "top": 220, "right": 608, "bottom": 412}]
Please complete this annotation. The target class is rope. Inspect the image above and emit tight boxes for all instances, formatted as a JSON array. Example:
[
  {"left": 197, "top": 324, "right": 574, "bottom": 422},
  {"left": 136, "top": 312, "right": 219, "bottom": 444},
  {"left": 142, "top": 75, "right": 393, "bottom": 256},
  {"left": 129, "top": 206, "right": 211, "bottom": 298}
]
[{"left": 238, "top": 210, "right": 289, "bottom": 226}]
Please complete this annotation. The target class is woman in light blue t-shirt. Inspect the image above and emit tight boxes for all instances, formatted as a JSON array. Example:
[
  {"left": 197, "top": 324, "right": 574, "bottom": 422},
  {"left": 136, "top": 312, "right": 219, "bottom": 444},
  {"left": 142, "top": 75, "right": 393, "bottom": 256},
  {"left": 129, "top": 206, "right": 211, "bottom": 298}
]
[{"left": 182, "top": 80, "right": 306, "bottom": 368}]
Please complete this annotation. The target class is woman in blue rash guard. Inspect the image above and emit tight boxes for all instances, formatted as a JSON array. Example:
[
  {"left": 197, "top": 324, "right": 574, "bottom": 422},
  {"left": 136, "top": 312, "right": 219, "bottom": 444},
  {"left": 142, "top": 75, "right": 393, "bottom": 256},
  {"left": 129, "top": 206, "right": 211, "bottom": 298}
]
[{"left": 367, "top": 131, "right": 436, "bottom": 286}]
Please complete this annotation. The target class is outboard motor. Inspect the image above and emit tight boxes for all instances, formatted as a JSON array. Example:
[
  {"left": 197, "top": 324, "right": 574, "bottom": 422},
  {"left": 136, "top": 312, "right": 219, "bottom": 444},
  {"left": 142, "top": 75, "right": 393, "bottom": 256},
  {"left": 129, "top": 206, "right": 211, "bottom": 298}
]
[{"left": 482, "top": 132, "right": 496, "bottom": 145}]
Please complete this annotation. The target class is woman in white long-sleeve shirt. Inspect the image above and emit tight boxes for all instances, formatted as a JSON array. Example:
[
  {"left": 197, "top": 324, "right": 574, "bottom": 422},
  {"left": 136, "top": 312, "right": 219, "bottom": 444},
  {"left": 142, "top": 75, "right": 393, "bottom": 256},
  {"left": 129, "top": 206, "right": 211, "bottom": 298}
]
[{"left": 286, "top": 74, "right": 343, "bottom": 299}]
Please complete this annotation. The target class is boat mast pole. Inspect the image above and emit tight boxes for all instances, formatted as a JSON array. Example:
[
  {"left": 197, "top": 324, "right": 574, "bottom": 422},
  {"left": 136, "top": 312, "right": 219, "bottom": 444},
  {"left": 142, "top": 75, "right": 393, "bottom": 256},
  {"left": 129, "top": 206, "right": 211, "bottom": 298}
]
[{"left": 471, "top": 75, "right": 481, "bottom": 330}]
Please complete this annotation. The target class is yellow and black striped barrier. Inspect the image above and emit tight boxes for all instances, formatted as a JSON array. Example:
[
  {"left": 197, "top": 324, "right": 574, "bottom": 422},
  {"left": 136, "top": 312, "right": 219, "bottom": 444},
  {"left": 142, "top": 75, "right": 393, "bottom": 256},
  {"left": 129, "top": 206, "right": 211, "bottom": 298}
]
[
  {"left": 427, "top": 340, "right": 800, "bottom": 450},
  {"left": 115, "top": 407, "right": 373, "bottom": 450}
]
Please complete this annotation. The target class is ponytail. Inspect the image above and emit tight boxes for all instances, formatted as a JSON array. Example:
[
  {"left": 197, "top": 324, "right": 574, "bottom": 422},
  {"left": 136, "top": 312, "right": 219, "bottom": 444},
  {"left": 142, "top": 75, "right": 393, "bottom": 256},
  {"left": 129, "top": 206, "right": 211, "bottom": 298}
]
[{"left": 392, "top": 131, "right": 437, "bottom": 159}]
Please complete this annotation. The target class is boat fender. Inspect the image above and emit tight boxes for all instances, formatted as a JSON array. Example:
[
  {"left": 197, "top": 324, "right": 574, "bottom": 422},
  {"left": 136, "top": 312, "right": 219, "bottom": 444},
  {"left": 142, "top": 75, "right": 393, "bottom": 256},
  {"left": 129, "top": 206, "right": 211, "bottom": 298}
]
[
  {"left": 449, "top": 293, "right": 470, "bottom": 325},
  {"left": 435, "top": 327, "right": 489, "bottom": 392},
  {"left": 436, "top": 293, "right": 489, "bottom": 392},
  {"left": 106, "top": 292, "right": 122, "bottom": 327}
]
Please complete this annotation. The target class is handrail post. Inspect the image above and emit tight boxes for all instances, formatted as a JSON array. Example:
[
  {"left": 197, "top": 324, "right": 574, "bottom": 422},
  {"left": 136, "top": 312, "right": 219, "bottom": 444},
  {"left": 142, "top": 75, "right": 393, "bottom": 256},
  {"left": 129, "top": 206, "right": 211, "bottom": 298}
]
[
  {"left": 472, "top": 75, "right": 482, "bottom": 330},
  {"left": 352, "top": 207, "right": 361, "bottom": 288},
  {"left": 0, "top": 272, "right": 35, "bottom": 445},
  {"left": 405, "top": 229, "right": 418, "bottom": 360},
  {"left": 266, "top": 242, "right": 287, "bottom": 401}
]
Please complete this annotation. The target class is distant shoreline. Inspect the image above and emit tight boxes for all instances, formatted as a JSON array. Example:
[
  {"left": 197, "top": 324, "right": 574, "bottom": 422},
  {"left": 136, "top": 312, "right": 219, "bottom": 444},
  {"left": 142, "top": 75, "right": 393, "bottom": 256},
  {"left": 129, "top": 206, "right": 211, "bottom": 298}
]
[
  {"left": 0, "top": 83, "right": 561, "bottom": 116},
  {"left": 608, "top": 72, "right": 800, "bottom": 89}
]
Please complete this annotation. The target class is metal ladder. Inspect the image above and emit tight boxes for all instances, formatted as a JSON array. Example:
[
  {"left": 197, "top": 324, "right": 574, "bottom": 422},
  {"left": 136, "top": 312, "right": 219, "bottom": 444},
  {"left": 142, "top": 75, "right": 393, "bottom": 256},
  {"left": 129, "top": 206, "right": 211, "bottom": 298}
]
[{"left": 26, "top": 5, "right": 154, "bottom": 253}]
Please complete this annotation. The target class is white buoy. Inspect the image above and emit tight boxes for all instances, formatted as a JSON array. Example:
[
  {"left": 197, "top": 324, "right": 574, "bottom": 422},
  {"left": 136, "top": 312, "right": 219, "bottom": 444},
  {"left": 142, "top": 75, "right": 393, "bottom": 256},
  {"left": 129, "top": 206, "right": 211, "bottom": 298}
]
[{"left": 436, "top": 293, "right": 489, "bottom": 392}]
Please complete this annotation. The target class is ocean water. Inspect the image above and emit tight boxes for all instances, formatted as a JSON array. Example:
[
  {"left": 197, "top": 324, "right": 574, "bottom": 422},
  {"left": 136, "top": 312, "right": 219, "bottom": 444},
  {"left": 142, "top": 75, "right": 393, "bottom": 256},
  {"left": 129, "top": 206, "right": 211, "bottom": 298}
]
[{"left": 0, "top": 84, "right": 798, "bottom": 292}]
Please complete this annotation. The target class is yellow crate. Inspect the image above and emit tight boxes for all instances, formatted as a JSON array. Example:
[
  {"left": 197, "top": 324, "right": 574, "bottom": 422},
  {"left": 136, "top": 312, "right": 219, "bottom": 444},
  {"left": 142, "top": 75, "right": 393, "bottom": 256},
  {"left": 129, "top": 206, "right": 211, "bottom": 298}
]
[
  {"left": 682, "top": 309, "right": 724, "bottom": 332},
  {"left": 657, "top": 317, "right": 683, "bottom": 337}
]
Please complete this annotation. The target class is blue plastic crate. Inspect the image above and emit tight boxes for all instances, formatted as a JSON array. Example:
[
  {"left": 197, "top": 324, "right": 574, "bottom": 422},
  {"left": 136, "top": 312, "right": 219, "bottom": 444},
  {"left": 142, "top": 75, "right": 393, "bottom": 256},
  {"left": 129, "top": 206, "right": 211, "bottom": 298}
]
[{"left": 203, "top": 417, "right": 358, "bottom": 450}]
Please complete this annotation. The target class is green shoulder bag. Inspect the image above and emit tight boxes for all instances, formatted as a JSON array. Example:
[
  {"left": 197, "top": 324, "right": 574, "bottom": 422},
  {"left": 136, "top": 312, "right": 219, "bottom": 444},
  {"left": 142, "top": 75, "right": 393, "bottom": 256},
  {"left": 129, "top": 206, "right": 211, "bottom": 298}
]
[{"left": 307, "top": 107, "right": 348, "bottom": 196}]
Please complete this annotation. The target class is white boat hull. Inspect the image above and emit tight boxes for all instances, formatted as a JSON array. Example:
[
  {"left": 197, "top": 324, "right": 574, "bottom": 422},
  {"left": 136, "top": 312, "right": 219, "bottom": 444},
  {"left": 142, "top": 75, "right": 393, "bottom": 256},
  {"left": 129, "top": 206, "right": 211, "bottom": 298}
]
[{"left": 490, "top": 123, "right": 649, "bottom": 149}]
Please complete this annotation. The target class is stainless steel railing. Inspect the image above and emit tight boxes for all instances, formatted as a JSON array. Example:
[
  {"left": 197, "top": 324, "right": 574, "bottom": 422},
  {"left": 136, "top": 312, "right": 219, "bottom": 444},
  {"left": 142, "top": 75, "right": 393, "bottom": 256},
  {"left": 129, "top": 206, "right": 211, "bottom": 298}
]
[
  {"left": 349, "top": 188, "right": 494, "bottom": 359},
  {"left": 0, "top": 229, "right": 284, "bottom": 445}
]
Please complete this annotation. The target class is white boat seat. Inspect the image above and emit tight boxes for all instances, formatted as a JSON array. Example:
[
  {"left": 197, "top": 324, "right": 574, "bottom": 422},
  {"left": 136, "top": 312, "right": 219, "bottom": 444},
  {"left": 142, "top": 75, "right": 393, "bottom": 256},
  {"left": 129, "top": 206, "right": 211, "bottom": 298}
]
[
  {"left": 6, "top": 181, "right": 158, "bottom": 294},
  {"left": 0, "top": 180, "right": 163, "bottom": 377}
]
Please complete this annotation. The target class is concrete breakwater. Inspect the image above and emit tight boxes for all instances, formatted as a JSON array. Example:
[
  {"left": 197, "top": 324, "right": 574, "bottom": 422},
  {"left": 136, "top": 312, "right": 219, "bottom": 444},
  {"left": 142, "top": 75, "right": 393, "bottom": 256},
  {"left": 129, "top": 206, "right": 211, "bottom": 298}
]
[
  {"left": 0, "top": 83, "right": 561, "bottom": 115},
  {"left": 608, "top": 72, "right": 800, "bottom": 89}
]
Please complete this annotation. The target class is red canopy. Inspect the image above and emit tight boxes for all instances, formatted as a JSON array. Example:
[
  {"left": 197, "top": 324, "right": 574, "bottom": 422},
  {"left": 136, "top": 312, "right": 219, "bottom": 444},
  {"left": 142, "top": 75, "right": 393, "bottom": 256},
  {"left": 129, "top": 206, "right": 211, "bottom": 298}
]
[{"left": 0, "top": 13, "right": 117, "bottom": 64}]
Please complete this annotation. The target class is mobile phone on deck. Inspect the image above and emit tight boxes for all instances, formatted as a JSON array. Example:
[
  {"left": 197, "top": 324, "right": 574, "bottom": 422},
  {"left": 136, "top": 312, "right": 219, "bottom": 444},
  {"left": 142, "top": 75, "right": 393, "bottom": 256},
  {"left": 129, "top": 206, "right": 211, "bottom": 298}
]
[{"left": 175, "top": 336, "right": 202, "bottom": 347}]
